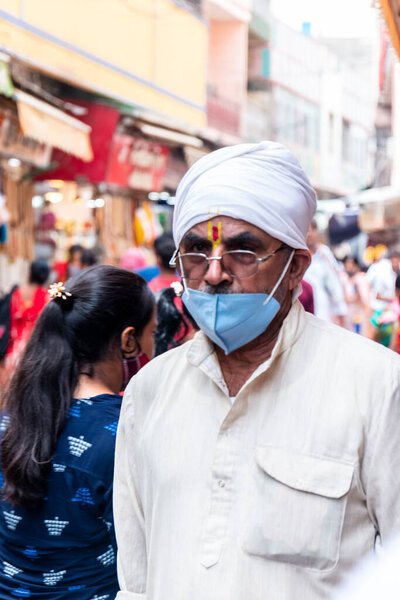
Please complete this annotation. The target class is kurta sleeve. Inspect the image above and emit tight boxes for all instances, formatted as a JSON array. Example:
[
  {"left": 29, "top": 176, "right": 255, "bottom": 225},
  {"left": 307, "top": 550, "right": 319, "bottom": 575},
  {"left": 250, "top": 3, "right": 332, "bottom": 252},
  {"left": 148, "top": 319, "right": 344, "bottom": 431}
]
[
  {"left": 362, "top": 356, "right": 400, "bottom": 542},
  {"left": 114, "top": 383, "right": 147, "bottom": 599}
]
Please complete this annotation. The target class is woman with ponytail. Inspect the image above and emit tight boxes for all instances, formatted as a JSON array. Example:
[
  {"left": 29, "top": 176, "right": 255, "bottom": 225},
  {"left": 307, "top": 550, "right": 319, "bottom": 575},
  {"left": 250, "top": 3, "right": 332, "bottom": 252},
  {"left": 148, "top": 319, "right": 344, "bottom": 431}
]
[{"left": 0, "top": 265, "right": 155, "bottom": 600}]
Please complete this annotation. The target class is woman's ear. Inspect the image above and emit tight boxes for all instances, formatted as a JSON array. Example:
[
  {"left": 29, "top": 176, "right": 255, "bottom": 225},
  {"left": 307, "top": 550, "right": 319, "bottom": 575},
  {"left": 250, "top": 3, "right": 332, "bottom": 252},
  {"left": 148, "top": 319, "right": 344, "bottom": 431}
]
[
  {"left": 121, "top": 326, "right": 138, "bottom": 355},
  {"left": 288, "top": 250, "right": 311, "bottom": 291}
]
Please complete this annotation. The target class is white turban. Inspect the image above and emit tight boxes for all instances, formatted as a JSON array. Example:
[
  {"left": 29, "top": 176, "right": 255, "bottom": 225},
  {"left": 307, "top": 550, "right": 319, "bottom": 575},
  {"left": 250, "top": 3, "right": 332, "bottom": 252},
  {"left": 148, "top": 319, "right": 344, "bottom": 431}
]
[{"left": 173, "top": 141, "right": 317, "bottom": 250}]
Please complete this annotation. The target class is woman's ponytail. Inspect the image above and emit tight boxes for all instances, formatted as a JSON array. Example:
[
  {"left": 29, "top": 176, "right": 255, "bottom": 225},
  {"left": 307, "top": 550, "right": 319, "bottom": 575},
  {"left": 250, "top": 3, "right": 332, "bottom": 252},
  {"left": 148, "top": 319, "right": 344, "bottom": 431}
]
[{"left": 1, "top": 299, "right": 79, "bottom": 508}]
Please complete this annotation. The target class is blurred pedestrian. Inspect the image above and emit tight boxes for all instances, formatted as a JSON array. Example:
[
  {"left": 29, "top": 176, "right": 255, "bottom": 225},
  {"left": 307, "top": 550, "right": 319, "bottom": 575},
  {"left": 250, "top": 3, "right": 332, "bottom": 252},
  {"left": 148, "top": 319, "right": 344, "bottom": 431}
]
[
  {"left": 304, "top": 219, "right": 347, "bottom": 326},
  {"left": 149, "top": 233, "right": 178, "bottom": 293},
  {"left": 367, "top": 248, "right": 400, "bottom": 346},
  {"left": 54, "top": 245, "right": 96, "bottom": 282},
  {"left": 120, "top": 246, "right": 159, "bottom": 283},
  {"left": 341, "top": 256, "right": 371, "bottom": 335},
  {"left": 67, "top": 244, "right": 84, "bottom": 278},
  {"left": 298, "top": 278, "right": 314, "bottom": 313},
  {"left": 387, "top": 275, "right": 400, "bottom": 353},
  {"left": 80, "top": 247, "right": 97, "bottom": 269},
  {"left": 0, "top": 260, "right": 50, "bottom": 387},
  {"left": 0, "top": 265, "right": 155, "bottom": 600}
]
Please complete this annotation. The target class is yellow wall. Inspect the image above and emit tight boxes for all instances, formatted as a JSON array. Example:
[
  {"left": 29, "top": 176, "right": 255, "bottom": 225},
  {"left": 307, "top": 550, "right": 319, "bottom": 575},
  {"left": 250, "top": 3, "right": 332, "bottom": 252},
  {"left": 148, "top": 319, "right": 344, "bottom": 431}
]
[{"left": 0, "top": 0, "right": 207, "bottom": 126}]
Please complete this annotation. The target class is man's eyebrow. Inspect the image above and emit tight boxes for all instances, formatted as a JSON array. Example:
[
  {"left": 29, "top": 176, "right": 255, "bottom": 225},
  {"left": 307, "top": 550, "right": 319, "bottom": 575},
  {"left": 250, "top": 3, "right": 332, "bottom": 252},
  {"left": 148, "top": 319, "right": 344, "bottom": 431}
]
[
  {"left": 181, "top": 232, "right": 209, "bottom": 245},
  {"left": 225, "top": 232, "right": 264, "bottom": 248},
  {"left": 181, "top": 231, "right": 265, "bottom": 248}
]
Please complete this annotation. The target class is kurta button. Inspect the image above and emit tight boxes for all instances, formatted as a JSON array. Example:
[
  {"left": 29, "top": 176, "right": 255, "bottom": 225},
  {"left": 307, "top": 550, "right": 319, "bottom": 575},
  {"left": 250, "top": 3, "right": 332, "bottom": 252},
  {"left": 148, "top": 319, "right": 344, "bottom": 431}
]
[{"left": 218, "top": 480, "right": 226, "bottom": 488}]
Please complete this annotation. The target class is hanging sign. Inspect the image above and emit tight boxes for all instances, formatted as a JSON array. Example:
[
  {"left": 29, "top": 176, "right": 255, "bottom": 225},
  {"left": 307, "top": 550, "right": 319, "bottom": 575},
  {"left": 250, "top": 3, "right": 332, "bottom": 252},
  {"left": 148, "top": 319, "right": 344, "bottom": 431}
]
[{"left": 107, "top": 134, "right": 169, "bottom": 192}]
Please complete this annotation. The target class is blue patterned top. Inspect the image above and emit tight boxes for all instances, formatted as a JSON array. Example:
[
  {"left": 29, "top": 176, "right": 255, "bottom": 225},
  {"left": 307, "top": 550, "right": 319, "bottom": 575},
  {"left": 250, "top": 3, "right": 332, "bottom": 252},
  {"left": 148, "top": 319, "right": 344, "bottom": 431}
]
[{"left": 0, "top": 393, "right": 122, "bottom": 599}]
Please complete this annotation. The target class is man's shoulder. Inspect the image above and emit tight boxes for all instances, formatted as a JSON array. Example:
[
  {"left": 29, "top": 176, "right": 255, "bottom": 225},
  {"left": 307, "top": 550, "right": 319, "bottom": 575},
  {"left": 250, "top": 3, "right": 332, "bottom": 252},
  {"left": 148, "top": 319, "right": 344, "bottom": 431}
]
[{"left": 303, "top": 312, "right": 400, "bottom": 368}]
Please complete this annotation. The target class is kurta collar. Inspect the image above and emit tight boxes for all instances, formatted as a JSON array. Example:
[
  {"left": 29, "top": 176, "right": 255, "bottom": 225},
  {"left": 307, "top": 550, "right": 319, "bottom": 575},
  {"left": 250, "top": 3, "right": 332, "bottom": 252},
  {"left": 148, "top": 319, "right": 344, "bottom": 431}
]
[{"left": 187, "top": 300, "right": 307, "bottom": 394}]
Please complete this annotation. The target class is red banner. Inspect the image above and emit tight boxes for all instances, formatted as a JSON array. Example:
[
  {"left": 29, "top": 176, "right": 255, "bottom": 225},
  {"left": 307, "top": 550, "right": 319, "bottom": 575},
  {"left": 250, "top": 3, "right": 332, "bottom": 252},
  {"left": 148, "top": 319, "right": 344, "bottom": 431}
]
[{"left": 106, "top": 134, "right": 169, "bottom": 192}]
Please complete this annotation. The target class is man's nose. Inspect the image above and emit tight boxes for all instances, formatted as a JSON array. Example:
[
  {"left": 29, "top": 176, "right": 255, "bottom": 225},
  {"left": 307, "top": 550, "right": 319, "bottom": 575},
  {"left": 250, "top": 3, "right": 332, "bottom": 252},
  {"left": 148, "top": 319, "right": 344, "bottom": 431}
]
[{"left": 204, "top": 254, "right": 232, "bottom": 286}]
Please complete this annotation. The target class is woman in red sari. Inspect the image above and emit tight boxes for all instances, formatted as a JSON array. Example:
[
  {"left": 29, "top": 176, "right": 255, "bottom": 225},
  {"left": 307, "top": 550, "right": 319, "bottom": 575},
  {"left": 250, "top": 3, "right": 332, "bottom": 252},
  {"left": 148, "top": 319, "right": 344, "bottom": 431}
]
[{"left": 1, "top": 260, "right": 50, "bottom": 385}]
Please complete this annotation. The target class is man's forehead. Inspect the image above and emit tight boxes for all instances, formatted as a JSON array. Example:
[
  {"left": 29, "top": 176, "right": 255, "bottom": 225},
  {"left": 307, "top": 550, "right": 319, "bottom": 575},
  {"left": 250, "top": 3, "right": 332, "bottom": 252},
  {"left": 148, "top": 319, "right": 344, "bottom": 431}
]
[{"left": 185, "top": 216, "right": 275, "bottom": 241}]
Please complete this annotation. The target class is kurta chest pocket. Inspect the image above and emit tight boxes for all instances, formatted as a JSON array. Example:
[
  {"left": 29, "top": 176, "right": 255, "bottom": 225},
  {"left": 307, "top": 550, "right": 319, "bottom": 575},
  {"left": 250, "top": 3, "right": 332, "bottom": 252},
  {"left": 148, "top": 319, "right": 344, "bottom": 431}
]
[{"left": 243, "top": 446, "right": 354, "bottom": 571}]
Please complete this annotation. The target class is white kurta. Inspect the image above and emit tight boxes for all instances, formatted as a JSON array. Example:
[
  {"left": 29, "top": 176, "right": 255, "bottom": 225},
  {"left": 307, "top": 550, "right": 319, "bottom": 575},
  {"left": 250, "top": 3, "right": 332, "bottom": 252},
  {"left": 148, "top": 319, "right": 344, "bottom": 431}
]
[{"left": 113, "top": 301, "right": 400, "bottom": 600}]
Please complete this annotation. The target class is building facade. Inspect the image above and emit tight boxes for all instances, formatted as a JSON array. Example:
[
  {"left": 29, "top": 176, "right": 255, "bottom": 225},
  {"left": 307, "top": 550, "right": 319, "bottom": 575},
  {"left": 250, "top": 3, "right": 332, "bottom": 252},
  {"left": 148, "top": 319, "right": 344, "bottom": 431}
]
[
  {"left": 0, "top": 0, "right": 208, "bottom": 128},
  {"left": 246, "top": 0, "right": 380, "bottom": 198}
]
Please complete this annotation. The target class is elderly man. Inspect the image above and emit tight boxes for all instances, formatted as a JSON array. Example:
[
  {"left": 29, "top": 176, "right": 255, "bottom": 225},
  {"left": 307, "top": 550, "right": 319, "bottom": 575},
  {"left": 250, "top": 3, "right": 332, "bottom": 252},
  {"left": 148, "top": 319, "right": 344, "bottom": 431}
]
[{"left": 114, "top": 142, "right": 400, "bottom": 600}]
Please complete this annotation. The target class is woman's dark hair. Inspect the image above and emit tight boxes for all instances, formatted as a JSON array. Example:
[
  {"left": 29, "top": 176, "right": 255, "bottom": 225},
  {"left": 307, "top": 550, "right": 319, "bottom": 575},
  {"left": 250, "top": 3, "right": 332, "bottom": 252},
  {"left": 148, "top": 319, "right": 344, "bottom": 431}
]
[
  {"left": 29, "top": 260, "right": 50, "bottom": 286},
  {"left": 1, "top": 265, "right": 154, "bottom": 509},
  {"left": 154, "top": 287, "right": 196, "bottom": 356}
]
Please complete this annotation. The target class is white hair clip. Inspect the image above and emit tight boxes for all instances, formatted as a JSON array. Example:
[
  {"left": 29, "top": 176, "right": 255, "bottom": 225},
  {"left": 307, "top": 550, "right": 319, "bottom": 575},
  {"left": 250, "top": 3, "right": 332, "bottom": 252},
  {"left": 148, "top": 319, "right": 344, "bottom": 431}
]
[
  {"left": 170, "top": 281, "right": 184, "bottom": 297},
  {"left": 48, "top": 282, "right": 72, "bottom": 301}
]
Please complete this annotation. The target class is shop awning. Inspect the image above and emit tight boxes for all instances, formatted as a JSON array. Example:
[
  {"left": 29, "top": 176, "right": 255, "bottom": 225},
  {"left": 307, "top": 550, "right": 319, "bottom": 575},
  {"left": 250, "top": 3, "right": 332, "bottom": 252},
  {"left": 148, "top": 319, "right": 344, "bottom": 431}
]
[
  {"left": 324, "top": 187, "right": 400, "bottom": 233},
  {"left": 14, "top": 89, "right": 93, "bottom": 162},
  {"left": 379, "top": 0, "right": 400, "bottom": 61}
]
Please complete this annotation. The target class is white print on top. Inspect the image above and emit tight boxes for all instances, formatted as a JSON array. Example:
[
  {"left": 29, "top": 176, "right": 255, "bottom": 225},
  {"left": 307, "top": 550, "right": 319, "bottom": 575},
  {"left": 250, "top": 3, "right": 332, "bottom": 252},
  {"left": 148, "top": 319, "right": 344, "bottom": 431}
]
[
  {"left": 44, "top": 516, "right": 69, "bottom": 536},
  {"left": 43, "top": 569, "right": 67, "bottom": 586},
  {"left": 0, "top": 415, "right": 10, "bottom": 432},
  {"left": 96, "top": 545, "right": 115, "bottom": 567},
  {"left": 67, "top": 435, "right": 92, "bottom": 457},
  {"left": 52, "top": 463, "right": 66, "bottom": 473},
  {"left": 3, "top": 561, "right": 22, "bottom": 578},
  {"left": 3, "top": 510, "right": 22, "bottom": 531}
]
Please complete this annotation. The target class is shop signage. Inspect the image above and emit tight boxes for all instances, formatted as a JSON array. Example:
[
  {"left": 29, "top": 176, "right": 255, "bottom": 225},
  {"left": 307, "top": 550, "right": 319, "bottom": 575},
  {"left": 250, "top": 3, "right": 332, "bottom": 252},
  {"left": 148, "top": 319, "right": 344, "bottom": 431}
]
[
  {"left": 107, "top": 134, "right": 169, "bottom": 192},
  {"left": 0, "top": 109, "right": 51, "bottom": 167}
]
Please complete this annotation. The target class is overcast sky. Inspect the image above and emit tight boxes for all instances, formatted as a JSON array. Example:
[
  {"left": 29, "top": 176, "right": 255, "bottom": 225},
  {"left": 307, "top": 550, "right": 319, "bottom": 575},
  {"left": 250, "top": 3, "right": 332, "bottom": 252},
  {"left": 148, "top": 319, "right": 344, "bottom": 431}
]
[{"left": 270, "top": 0, "right": 378, "bottom": 38}]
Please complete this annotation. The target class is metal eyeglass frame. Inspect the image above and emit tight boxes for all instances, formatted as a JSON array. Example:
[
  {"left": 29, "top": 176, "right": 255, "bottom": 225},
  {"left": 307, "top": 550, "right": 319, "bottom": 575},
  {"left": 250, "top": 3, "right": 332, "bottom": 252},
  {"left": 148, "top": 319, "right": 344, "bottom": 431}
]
[{"left": 169, "top": 244, "right": 288, "bottom": 279}]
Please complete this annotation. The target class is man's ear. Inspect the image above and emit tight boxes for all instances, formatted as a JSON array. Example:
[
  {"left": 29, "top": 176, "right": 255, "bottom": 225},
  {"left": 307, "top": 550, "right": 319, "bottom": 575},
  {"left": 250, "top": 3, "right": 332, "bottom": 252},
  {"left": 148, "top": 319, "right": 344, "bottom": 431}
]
[
  {"left": 121, "top": 326, "right": 137, "bottom": 355},
  {"left": 288, "top": 250, "right": 311, "bottom": 291}
]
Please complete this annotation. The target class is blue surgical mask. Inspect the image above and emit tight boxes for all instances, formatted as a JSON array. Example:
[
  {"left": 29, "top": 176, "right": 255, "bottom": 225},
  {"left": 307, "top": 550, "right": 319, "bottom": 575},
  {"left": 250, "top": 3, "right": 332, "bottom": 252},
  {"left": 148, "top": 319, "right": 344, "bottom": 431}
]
[{"left": 182, "top": 251, "right": 294, "bottom": 354}]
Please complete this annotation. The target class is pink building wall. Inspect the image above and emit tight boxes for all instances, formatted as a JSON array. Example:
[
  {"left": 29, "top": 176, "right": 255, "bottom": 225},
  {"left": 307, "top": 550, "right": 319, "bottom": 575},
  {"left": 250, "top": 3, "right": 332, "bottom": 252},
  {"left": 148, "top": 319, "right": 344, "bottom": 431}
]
[
  {"left": 207, "top": 20, "right": 249, "bottom": 136},
  {"left": 208, "top": 20, "right": 249, "bottom": 104}
]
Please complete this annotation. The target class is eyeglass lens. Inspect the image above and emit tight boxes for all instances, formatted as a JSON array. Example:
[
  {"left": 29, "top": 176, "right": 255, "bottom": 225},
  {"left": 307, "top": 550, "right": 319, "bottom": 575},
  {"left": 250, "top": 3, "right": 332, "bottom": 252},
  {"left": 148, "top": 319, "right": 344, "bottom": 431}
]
[{"left": 178, "top": 251, "right": 259, "bottom": 280}]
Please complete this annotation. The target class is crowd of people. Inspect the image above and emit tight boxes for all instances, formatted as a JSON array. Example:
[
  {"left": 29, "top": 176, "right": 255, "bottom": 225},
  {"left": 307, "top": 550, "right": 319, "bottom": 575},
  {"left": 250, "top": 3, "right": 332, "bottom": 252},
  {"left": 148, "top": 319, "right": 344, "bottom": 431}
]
[
  {"left": 0, "top": 140, "right": 399, "bottom": 599},
  {"left": 303, "top": 221, "right": 400, "bottom": 351}
]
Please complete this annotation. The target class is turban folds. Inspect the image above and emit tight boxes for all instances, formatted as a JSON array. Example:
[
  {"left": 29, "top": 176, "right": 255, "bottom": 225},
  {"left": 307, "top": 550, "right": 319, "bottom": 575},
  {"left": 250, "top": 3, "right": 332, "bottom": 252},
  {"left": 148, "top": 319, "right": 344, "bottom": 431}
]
[{"left": 173, "top": 141, "right": 317, "bottom": 250}]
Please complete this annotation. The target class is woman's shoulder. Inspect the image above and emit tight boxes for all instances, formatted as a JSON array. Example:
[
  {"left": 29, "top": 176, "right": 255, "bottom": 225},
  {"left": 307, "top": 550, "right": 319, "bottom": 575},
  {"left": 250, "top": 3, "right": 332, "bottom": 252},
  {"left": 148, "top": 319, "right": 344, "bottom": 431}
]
[
  {"left": 66, "top": 393, "right": 121, "bottom": 434},
  {"left": 54, "top": 394, "right": 122, "bottom": 476}
]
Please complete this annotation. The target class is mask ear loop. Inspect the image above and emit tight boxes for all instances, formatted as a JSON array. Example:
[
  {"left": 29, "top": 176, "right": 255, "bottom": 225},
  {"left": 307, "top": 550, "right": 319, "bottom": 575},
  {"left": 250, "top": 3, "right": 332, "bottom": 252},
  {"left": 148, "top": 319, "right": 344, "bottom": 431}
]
[
  {"left": 178, "top": 253, "right": 190, "bottom": 298},
  {"left": 263, "top": 250, "right": 295, "bottom": 306},
  {"left": 121, "top": 336, "right": 141, "bottom": 359}
]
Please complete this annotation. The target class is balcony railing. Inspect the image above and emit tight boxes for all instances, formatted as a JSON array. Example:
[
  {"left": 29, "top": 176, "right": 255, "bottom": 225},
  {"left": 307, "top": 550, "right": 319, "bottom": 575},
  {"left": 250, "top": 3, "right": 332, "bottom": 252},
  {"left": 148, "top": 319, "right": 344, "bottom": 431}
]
[{"left": 207, "top": 91, "right": 241, "bottom": 136}]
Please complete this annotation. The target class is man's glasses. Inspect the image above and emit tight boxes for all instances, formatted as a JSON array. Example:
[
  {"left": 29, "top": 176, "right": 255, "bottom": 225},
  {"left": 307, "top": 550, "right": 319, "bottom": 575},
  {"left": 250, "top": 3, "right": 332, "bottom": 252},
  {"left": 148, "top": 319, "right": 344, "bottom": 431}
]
[{"left": 170, "top": 245, "right": 288, "bottom": 280}]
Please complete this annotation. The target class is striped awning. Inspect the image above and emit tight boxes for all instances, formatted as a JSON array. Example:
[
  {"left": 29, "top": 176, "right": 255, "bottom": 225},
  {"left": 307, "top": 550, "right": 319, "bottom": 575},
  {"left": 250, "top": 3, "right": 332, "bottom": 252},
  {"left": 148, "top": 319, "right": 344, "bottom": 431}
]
[{"left": 14, "top": 89, "right": 93, "bottom": 162}]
